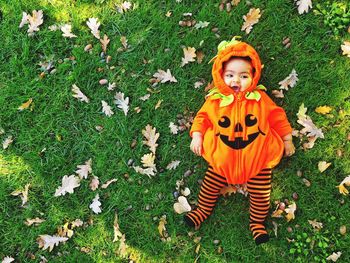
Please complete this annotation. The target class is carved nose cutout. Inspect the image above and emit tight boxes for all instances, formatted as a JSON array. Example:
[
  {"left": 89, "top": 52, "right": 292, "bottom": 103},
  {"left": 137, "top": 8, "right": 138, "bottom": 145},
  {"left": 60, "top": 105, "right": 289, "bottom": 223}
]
[{"left": 234, "top": 123, "right": 243, "bottom": 132}]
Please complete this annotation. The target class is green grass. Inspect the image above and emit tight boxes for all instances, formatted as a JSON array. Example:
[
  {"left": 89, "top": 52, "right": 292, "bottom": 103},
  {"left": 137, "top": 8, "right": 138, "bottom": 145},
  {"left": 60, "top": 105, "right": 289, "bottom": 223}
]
[{"left": 1, "top": 0, "right": 350, "bottom": 262}]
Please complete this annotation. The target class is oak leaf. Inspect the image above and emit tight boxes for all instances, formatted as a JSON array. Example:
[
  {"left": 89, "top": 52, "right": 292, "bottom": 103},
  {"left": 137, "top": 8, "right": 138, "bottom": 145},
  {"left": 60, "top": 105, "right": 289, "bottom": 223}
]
[
  {"left": 89, "top": 176, "right": 99, "bottom": 191},
  {"left": 75, "top": 159, "right": 92, "bottom": 179},
  {"left": 101, "top": 100, "right": 114, "bottom": 117},
  {"left": 181, "top": 47, "right": 196, "bottom": 67},
  {"left": 101, "top": 178, "right": 117, "bottom": 189},
  {"left": 89, "top": 194, "right": 102, "bottom": 214},
  {"left": 37, "top": 235, "right": 68, "bottom": 252},
  {"left": 169, "top": 122, "right": 179, "bottom": 134},
  {"left": 11, "top": 183, "right": 30, "bottom": 206},
  {"left": 295, "top": 0, "right": 313, "bottom": 15},
  {"left": 72, "top": 84, "right": 90, "bottom": 103},
  {"left": 25, "top": 217, "right": 45, "bottom": 226},
  {"left": 142, "top": 124, "right": 159, "bottom": 154},
  {"left": 116, "top": 1, "right": 132, "bottom": 13},
  {"left": 297, "top": 116, "right": 324, "bottom": 139},
  {"left": 326, "top": 252, "right": 342, "bottom": 262},
  {"left": 114, "top": 92, "right": 129, "bottom": 116},
  {"left": 153, "top": 69, "right": 177, "bottom": 83},
  {"left": 54, "top": 175, "right": 80, "bottom": 196},
  {"left": 158, "top": 215, "right": 168, "bottom": 238},
  {"left": 241, "top": 8, "right": 261, "bottom": 34},
  {"left": 20, "top": 10, "right": 44, "bottom": 36},
  {"left": 318, "top": 161, "right": 331, "bottom": 173},
  {"left": 278, "top": 69, "right": 298, "bottom": 90},
  {"left": 272, "top": 89, "right": 284, "bottom": 98},
  {"left": 341, "top": 41, "right": 350, "bottom": 57},
  {"left": 166, "top": 160, "right": 180, "bottom": 170},
  {"left": 285, "top": 202, "right": 297, "bottom": 222},
  {"left": 86, "top": 18, "right": 100, "bottom": 39},
  {"left": 308, "top": 219, "right": 323, "bottom": 230},
  {"left": 173, "top": 196, "right": 191, "bottom": 214},
  {"left": 2, "top": 257, "right": 15, "bottom": 263},
  {"left": 141, "top": 153, "right": 156, "bottom": 169},
  {"left": 315, "top": 105, "right": 332, "bottom": 115},
  {"left": 3, "top": 136, "right": 14, "bottom": 149},
  {"left": 100, "top": 34, "right": 110, "bottom": 53},
  {"left": 337, "top": 175, "right": 350, "bottom": 195},
  {"left": 133, "top": 166, "right": 156, "bottom": 178},
  {"left": 194, "top": 21, "right": 209, "bottom": 29},
  {"left": 61, "top": 24, "right": 77, "bottom": 38}
]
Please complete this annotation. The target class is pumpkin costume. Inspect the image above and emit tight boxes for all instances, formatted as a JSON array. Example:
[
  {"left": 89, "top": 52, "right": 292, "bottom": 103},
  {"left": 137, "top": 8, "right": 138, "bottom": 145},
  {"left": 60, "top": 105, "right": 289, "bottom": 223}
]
[{"left": 184, "top": 38, "right": 293, "bottom": 245}]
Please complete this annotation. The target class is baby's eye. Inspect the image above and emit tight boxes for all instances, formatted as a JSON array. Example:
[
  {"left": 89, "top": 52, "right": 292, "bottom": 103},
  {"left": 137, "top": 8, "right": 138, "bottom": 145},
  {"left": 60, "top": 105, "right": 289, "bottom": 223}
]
[
  {"left": 226, "top": 74, "right": 233, "bottom": 78},
  {"left": 241, "top": 75, "right": 249, "bottom": 79}
]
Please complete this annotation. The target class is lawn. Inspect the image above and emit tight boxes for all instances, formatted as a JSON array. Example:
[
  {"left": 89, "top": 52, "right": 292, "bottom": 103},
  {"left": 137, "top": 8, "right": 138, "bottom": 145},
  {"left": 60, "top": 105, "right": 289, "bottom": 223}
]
[{"left": 0, "top": 0, "right": 350, "bottom": 262}]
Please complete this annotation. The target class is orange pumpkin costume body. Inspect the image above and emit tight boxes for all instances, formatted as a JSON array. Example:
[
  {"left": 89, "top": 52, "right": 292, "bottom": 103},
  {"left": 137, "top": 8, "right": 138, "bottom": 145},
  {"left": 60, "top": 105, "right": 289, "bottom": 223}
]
[{"left": 190, "top": 40, "right": 293, "bottom": 184}]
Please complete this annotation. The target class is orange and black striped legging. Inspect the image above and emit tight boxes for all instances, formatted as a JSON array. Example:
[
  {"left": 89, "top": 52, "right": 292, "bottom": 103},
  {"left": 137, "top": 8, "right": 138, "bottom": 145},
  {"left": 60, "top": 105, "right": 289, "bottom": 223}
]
[{"left": 184, "top": 166, "right": 272, "bottom": 245}]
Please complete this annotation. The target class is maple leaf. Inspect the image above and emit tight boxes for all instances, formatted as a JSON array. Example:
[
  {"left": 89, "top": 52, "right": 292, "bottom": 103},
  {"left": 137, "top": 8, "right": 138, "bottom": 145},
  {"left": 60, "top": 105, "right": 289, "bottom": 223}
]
[
  {"left": 194, "top": 21, "right": 210, "bottom": 29},
  {"left": 3, "top": 135, "right": 14, "bottom": 149},
  {"left": 101, "top": 178, "right": 117, "bottom": 189},
  {"left": 75, "top": 159, "right": 92, "bottom": 179},
  {"left": 142, "top": 124, "right": 159, "bottom": 154},
  {"left": 241, "top": 8, "right": 261, "bottom": 34},
  {"left": 315, "top": 105, "right": 332, "bottom": 115},
  {"left": 89, "top": 176, "right": 99, "bottom": 191},
  {"left": 181, "top": 47, "right": 196, "bottom": 67},
  {"left": 26, "top": 10, "right": 44, "bottom": 36},
  {"left": 72, "top": 84, "right": 89, "bottom": 103},
  {"left": 37, "top": 235, "right": 68, "bottom": 252},
  {"left": 318, "top": 161, "right": 331, "bottom": 173},
  {"left": 18, "top": 98, "right": 33, "bottom": 111},
  {"left": 169, "top": 122, "right": 179, "bottom": 134},
  {"left": 326, "top": 252, "right": 342, "bottom": 262},
  {"left": 153, "top": 69, "right": 177, "bottom": 83},
  {"left": 11, "top": 183, "right": 30, "bottom": 206},
  {"left": 25, "top": 217, "right": 45, "bottom": 226},
  {"left": 173, "top": 196, "right": 191, "bottom": 214},
  {"left": 101, "top": 100, "right": 114, "bottom": 117},
  {"left": 114, "top": 92, "right": 129, "bottom": 116},
  {"left": 295, "top": 0, "right": 313, "bottom": 15},
  {"left": 308, "top": 219, "right": 323, "bottom": 230},
  {"left": 166, "top": 160, "right": 180, "bottom": 170},
  {"left": 86, "top": 18, "right": 100, "bottom": 39},
  {"left": 341, "top": 41, "right": 350, "bottom": 58},
  {"left": 100, "top": 34, "right": 110, "bottom": 53},
  {"left": 89, "top": 194, "right": 102, "bottom": 214},
  {"left": 54, "top": 175, "right": 81, "bottom": 196},
  {"left": 61, "top": 24, "right": 77, "bottom": 38},
  {"left": 278, "top": 69, "right": 299, "bottom": 90},
  {"left": 285, "top": 202, "right": 297, "bottom": 222}
]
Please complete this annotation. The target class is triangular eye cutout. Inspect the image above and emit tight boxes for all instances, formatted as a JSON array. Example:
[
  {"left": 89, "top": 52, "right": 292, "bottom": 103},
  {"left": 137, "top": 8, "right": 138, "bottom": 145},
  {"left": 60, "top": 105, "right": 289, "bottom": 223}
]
[{"left": 234, "top": 123, "right": 243, "bottom": 132}]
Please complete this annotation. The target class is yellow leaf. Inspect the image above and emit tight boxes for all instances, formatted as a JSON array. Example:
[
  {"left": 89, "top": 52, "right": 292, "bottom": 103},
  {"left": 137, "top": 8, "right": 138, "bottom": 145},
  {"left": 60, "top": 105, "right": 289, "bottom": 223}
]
[
  {"left": 18, "top": 98, "right": 33, "bottom": 111},
  {"left": 341, "top": 41, "right": 350, "bottom": 58},
  {"left": 337, "top": 184, "right": 349, "bottom": 195},
  {"left": 155, "top": 99, "right": 163, "bottom": 109},
  {"left": 158, "top": 215, "right": 167, "bottom": 238},
  {"left": 285, "top": 203, "right": 297, "bottom": 222},
  {"left": 318, "top": 161, "right": 331, "bottom": 173},
  {"left": 315, "top": 106, "right": 332, "bottom": 115}
]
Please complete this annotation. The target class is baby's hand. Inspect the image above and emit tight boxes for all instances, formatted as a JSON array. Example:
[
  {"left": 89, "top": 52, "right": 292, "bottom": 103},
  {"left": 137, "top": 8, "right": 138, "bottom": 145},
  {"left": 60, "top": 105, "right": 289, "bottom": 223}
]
[
  {"left": 284, "top": 140, "right": 295, "bottom": 157},
  {"left": 190, "top": 132, "right": 203, "bottom": 156}
]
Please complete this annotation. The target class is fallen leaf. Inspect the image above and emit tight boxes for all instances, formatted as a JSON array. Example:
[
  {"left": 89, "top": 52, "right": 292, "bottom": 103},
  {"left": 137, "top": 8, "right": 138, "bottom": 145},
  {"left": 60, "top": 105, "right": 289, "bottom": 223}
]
[
  {"left": 72, "top": 84, "right": 90, "bottom": 103},
  {"left": 153, "top": 69, "right": 177, "bottom": 83},
  {"left": 89, "top": 176, "right": 99, "bottom": 191},
  {"left": 116, "top": 1, "right": 132, "bottom": 13},
  {"left": 100, "top": 34, "right": 110, "bottom": 53},
  {"left": 308, "top": 219, "right": 323, "bottom": 230},
  {"left": 315, "top": 106, "right": 332, "bottom": 115},
  {"left": 133, "top": 166, "right": 156, "bottom": 177},
  {"left": 181, "top": 47, "right": 196, "bottom": 67},
  {"left": 20, "top": 10, "right": 44, "bottom": 36},
  {"left": 326, "top": 252, "right": 342, "bottom": 262},
  {"left": 297, "top": 103, "right": 308, "bottom": 119},
  {"left": 113, "top": 212, "right": 123, "bottom": 242},
  {"left": 101, "top": 100, "right": 114, "bottom": 117},
  {"left": 75, "top": 159, "right": 92, "bottom": 179},
  {"left": 3, "top": 135, "right": 14, "bottom": 149},
  {"left": 114, "top": 92, "right": 129, "bottom": 116},
  {"left": 302, "top": 178, "right": 311, "bottom": 187},
  {"left": 302, "top": 136, "right": 317, "bottom": 149},
  {"left": 61, "top": 24, "right": 77, "bottom": 38},
  {"left": 232, "top": 0, "right": 241, "bottom": 6},
  {"left": 169, "top": 122, "right": 179, "bottom": 134},
  {"left": 285, "top": 202, "right": 297, "bottom": 222},
  {"left": 181, "top": 187, "right": 191, "bottom": 196},
  {"left": 196, "top": 50, "right": 204, "bottom": 63},
  {"left": 272, "top": 89, "right": 284, "bottom": 98},
  {"left": 139, "top": 94, "right": 151, "bottom": 101},
  {"left": 141, "top": 153, "right": 156, "bottom": 169},
  {"left": 241, "top": 8, "right": 261, "bottom": 34},
  {"left": 107, "top": 82, "right": 116, "bottom": 91},
  {"left": 318, "top": 161, "right": 331, "bottom": 173},
  {"left": 142, "top": 124, "right": 159, "bottom": 154},
  {"left": 341, "top": 41, "right": 350, "bottom": 58},
  {"left": 174, "top": 196, "right": 191, "bottom": 214},
  {"left": 297, "top": 116, "right": 324, "bottom": 139},
  {"left": 155, "top": 99, "right": 163, "bottom": 109},
  {"left": 71, "top": 219, "right": 83, "bottom": 228},
  {"left": 37, "top": 235, "right": 68, "bottom": 252},
  {"left": 220, "top": 185, "right": 237, "bottom": 196},
  {"left": 158, "top": 215, "right": 168, "bottom": 238},
  {"left": 194, "top": 21, "right": 209, "bottom": 29},
  {"left": 278, "top": 69, "right": 298, "bottom": 90},
  {"left": 166, "top": 160, "right": 180, "bottom": 170},
  {"left": 194, "top": 81, "right": 204, "bottom": 89},
  {"left": 101, "top": 178, "right": 117, "bottom": 189},
  {"left": 2, "top": 257, "right": 15, "bottom": 263},
  {"left": 11, "top": 183, "right": 30, "bottom": 206},
  {"left": 165, "top": 11, "right": 172, "bottom": 17},
  {"left": 272, "top": 221, "right": 278, "bottom": 237},
  {"left": 99, "top": 79, "right": 108, "bottom": 85},
  {"left": 18, "top": 98, "right": 33, "bottom": 111},
  {"left": 86, "top": 18, "right": 100, "bottom": 39},
  {"left": 25, "top": 217, "right": 45, "bottom": 226},
  {"left": 54, "top": 175, "right": 81, "bottom": 196},
  {"left": 340, "top": 225, "right": 346, "bottom": 235},
  {"left": 295, "top": 0, "right": 313, "bottom": 15},
  {"left": 19, "top": 12, "right": 29, "bottom": 28},
  {"left": 120, "top": 36, "right": 129, "bottom": 49},
  {"left": 89, "top": 194, "right": 102, "bottom": 214},
  {"left": 337, "top": 175, "right": 350, "bottom": 195}
]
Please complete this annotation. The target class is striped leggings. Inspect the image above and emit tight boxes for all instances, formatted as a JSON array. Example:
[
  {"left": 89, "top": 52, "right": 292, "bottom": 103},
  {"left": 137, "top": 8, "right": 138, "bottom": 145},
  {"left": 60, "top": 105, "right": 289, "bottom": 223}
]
[{"left": 184, "top": 166, "right": 272, "bottom": 245}]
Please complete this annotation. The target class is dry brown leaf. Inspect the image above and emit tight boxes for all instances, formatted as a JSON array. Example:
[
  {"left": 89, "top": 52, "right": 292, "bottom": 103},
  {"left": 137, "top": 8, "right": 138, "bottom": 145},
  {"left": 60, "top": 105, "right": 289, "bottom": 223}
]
[
  {"left": 11, "top": 183, "right": 30, "bottom": 206},
  {"left": 315, "top": 106, "right": 332, "bottom": 115},
  {"left": 120, "top": 36, "right": 129, "bottom": 49},
  {"left": 220, "top": 185, "right": 237, "bottom": 196},
  {"left": 89, "top": 194, "right": 102, "bottom": 214},
  {"left": 2, "top": 256, "right": 15, "bottom": 263},
  {"left": 86, "top": 18, "right": 100, "bottom": 39},
  {"left": 196, "top": 50, "right": 204, "bottom": 64},
  {"left": 285, "top": 202, "right": 297, "bottom": 222},
  {"left": 165, "top": 11, "right": 172, "bottom": 17},
  {"left": 61, "top": 24, "right": 77, "bottom": 38},
  {"left": 241, "top": 8, "right": 261, "bottom": 34},
  {"left": 25, "top": 217, "right": 45, "bottom": 226},
  {"left": 54, "top": 175, "right": 80, "bottom": 196},
  {"left": 174, "top": 196, "right": 191, "bottom": 214},
  {"left": 89, "top": 176, "right": 99, "bottom": 191},
  {"left": 341, "top": 41, "right": 350, "bottom": 57},
  {"left": 153, "top": 69, "right": 177, "bottom": 83},
  {"left": 75, "top": 159, "right": 92, "bottom": 179},
  {"left": 155, "top": 99, "right": 163, "bottom": 109},
  {"left": 141, "top": 153, "right": 156, "bottom": 169},
  {"left": 297, "top": 116, "right": 324, "bottom": 139},
  {"left": 169, "top": 122, "right": 179, "bottom": 134},
  {"left": 232, "top": 0, "right": 241, "bottom": 6},
  {"left": 101, "top": 178, "right": 117, "bottom": 189},
  {"left": 337, "top": 175, "right": 350, "bottom": 195},
  {"left": 113, "top": 212, "right": 123, "bottom": 242},
  {"left": 279, "top": 69, "right": 299, "bottom": 90},
  {"left": 101, "top": 100, "right": 114, "bottom": 117},
  {"left": 18, "top": 98, "right": 33, "bottom": 111},
  {"left": 326, "top": 252, "right": 342, "bottom": 262},
  {"left": 181, "top": 47, "right": 196, "bottom": 67},
  {"left": 158, "top": 215, "right": 168, "bottom": 238},
  {"left": 37, "top": 235, "right": 68, "bottom": 252},
  {"left": 3, "top": 136, "right": 14, "bottom": 149},
  {"left": 133, "top": 166, "right": 156, "bottom": 177},
  {"left": 318, "top": 161, "right": 331, "bottom": 173},
  {"left": 272, "top": 89, "right": 284, "bottom": 98},
  {"left": 100, "top": 34, "right": 110, "bottom": 53},
  {"left": 142, "top": 124, "right": 159, "bottom": 154},
  {"left": 308, "top": 219, "right": 323, "bottom": 230},
  {"left": 166, "top": 160, "right": 180, "bottom": 170},
  {"left": 72, "top": 84, "right": 90, "bottom": 103}
]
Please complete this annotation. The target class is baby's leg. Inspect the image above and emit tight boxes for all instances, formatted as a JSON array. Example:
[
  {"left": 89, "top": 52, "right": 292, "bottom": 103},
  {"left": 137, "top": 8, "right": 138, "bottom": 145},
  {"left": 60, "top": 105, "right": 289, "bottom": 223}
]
[
  {"left": 184, "top": 166, "right": 227, "bottom": 228},
  {"left": 247, "top": 168, "right": 272, "bottom": 245}
]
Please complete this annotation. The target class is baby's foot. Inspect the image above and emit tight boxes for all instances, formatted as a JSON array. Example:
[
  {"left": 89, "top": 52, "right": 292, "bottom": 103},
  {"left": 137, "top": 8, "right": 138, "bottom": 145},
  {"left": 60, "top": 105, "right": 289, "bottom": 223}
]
[
  {"left": 184, "top": 208, "right": 208, "bottom": 230},
  {"left": 250, "top": 222, "right": 270, "bottom": 245},
  {"left": 183, "top": 214, "right": 200, "bottom": 230},
  {"left": 255, "top": 233, "right": 269, "bottom": 245}
]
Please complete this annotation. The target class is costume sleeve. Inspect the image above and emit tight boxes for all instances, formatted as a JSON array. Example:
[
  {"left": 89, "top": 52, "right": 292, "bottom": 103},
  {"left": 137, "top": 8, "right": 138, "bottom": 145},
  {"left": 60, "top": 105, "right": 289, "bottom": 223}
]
[
  {"left": 263, "top": 93, "right": 293, "bottom": 138},
  {"left": 189, "top": 99, "right": 213, "bottom": 137}
]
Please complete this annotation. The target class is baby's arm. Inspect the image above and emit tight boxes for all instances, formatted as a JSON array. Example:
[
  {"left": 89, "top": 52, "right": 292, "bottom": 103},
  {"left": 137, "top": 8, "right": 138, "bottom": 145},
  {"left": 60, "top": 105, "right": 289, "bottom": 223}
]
[
  {"left": 190, "top": 132, "right": 203, "bottom": 156},
  {"left": 282, "top": 133, "right": 295, "bottom": 157}
]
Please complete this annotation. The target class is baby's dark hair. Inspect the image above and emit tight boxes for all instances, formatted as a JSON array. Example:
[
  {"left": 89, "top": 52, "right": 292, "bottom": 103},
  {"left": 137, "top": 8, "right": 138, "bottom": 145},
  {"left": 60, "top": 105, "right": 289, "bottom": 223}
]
[{"left": 223, "top": 56, "right": 256, "bottom": 76}]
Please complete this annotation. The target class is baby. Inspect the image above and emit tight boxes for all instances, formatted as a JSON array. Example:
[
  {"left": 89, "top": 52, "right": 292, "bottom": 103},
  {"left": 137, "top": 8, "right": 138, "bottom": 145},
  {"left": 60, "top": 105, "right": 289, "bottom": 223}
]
[{"left": 184, "top": 37, "right": 295, "bottom": 245}]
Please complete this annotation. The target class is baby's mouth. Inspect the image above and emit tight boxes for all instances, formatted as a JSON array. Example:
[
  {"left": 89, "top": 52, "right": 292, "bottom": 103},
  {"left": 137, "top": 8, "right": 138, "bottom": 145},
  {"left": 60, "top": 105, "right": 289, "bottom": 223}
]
[{"left": 231, "top": 84, "right": 240, "bottom": 91}]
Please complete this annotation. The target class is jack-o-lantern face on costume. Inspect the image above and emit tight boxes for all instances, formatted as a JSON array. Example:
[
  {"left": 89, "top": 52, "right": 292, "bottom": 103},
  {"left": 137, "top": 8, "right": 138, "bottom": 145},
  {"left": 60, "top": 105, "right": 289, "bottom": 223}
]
[{"left": 217, "top": 114, "right": 266, "bottom": 149}]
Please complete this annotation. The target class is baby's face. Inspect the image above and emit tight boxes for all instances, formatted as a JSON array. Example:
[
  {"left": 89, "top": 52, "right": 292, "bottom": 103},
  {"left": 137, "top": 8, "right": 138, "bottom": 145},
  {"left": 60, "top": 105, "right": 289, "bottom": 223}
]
[{"left": 222, "top": 58, "right": 253, "bottom": 92}]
